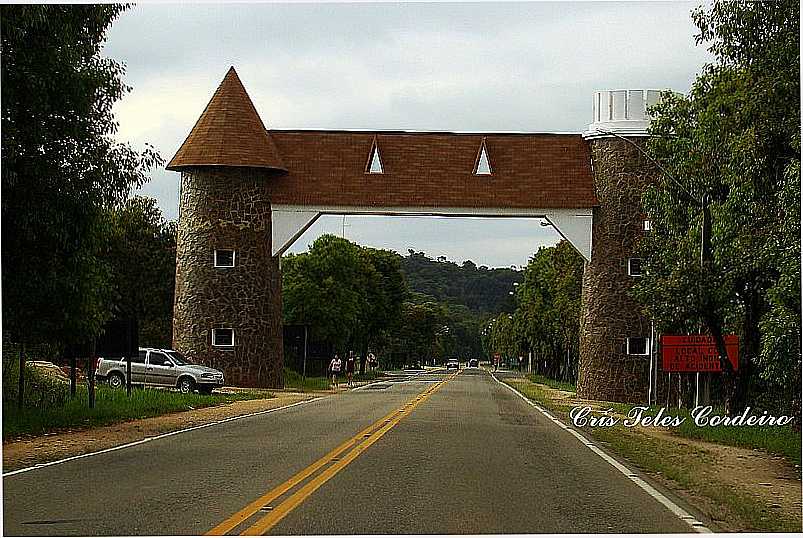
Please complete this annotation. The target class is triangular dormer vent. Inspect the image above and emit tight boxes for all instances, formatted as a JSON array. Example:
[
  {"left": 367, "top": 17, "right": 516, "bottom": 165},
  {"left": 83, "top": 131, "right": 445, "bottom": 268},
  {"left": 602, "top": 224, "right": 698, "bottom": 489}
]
[
  {"left": 365, "top": 137, "right": 383, "bottom": 174},
  {"left": 474, "top": 138, "right": 492, "bottom": 175}
]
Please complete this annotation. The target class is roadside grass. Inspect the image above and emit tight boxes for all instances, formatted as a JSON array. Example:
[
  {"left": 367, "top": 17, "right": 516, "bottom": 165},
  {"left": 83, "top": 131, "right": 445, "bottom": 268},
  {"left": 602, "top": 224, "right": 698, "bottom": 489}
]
[
  {"left": 508, "top": 380, "right": 572, "bottom": 414},
  {"left": 282, "top": 368, "right": 386, "bottom": 392},
  {"left": 3, "top": 385, "right": 267, "bottom": 439},
  {"left": 593, "top": 403, "right": 800, "bottom": 466},
  {"left": 503, "top": 375, "right": 802, "bottom": 532},
  {"left": 517, "top": 375, "right": 801, "bottom": 466},
  {"left": 674, "top": 411, "right": 801, "bottom": 466},
  {"left": 525, "top": 374, "right": 576, "bottom": 392},
  {"left": 282, "top": 369, "right": 331, "bottom": 391}
]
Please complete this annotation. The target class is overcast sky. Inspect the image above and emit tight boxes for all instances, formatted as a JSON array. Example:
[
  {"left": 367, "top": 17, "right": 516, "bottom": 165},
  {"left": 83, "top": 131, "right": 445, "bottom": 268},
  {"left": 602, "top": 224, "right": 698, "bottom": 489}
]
[{"left": 103, "top": 1, "right": 711, "bottom": 268}]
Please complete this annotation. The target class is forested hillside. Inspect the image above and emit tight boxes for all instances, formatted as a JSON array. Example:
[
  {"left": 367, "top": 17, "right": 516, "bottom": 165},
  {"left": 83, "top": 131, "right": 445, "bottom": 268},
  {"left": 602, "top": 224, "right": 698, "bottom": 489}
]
[
  {"left": 282, "top": 240, "right": 524, "bottom": 369},
  {"left": 401, "top": 250, "right": 521, "bottom": 314}
]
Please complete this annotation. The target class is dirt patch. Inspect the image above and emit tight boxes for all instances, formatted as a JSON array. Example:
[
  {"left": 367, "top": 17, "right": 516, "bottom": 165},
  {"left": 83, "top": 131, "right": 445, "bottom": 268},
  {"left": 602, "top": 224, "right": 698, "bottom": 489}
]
[
  {"left": 646, "top": 428, "right": 802, "bottom": 526},
  {"left": 3, "top": 392, "right": 323, "bottom": 471}
]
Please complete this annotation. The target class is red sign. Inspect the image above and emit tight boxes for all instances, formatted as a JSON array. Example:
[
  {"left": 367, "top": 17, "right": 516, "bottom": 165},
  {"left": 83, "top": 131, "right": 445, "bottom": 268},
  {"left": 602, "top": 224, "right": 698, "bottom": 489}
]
[{"left": 661, "top": 335, "right": 739, "bottom": 372}]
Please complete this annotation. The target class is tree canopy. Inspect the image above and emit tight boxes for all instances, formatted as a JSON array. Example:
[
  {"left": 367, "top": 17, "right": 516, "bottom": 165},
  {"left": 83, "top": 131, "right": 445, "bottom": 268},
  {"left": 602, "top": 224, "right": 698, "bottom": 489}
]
[
  {"left": 485, "top": 240, "right": 584, "bottom": 380},
  {"left": 282, "top": 239, "right": 515, "bottom": 368},
  {"left": 402, "top": 250, "right": 520, "bottom": 314},
  {"left": 106, "top": 197, "right": 177, "bottom": 348},
  {"left": 633, "top": 0, "right": 800, "bottom": 412},
  {"left": 1, "top": 5, "right": 162, "bottom": 346},
  {"left": 282, "top": 235, "right": 406, "bottom": 362}
]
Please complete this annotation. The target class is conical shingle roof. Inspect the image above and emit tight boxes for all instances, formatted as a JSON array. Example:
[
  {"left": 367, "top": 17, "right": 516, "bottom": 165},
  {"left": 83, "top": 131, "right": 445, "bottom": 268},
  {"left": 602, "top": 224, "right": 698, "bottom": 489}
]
[{"left": 167, "top": 67, "right": 286, "bottom": 171}]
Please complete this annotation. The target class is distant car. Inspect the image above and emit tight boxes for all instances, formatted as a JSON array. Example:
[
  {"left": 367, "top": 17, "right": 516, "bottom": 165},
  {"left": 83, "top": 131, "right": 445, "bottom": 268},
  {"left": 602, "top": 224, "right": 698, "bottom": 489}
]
[
  {"left": 95, "top": 348, "right": 225, "bottom": 394},
  {"left": 446, "top": 358, "right": 459, "bottom": 370},
  {"left": 468, "top": 359, "right": 479, "bottom": 368}
]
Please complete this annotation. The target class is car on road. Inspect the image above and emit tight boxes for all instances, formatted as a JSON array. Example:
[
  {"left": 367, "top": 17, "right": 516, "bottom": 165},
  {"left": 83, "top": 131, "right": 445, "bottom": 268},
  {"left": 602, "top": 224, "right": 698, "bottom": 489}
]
[
  {"left": 446, "top": 358, "right": 459, "bottom": 370},
  {"left": 95, "top": 348, "right": 225, "bottom": 394},
  {"left": 468, "top": 359, "right": 479, "bottom": 368}
]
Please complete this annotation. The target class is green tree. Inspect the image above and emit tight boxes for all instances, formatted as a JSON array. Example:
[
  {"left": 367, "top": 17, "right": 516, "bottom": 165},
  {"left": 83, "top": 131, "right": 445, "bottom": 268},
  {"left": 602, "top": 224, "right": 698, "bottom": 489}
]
[
  {"left": 387, "top": 301, "right": 448, "bottom": 366},
  {"left": 513, "top": 241, "right": 584, "bottom": 381},
  {"left": 401, "top": 250, "right": 520, "bottom": 314},
  {"left": 443, "top": 302, "right": 485, "bottom": 360},
  {"left": 106, "top": 197, "right": 177, "bottom": 347},
  {"left": 282, "top": 235, "right": 406, "bottom": 364},
  {"left": 487, "top": 314, "right": 516, "bottom": 362},
  {"left": 282, "top": 236, "right": 365, "bottom": 349},
  {"left": 353, "top": 247, "right": 406, "bottom": 373},
  {"left": 1, "top": 5, "right": 162, "bottom": 347},
  {"left": 633, "top": 0, "right": 799, "bottom": 412}
]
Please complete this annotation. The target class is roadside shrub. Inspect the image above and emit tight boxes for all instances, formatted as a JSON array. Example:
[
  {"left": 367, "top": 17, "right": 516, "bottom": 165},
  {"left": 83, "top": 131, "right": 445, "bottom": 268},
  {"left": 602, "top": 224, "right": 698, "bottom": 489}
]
[{"left": 2, "top": 344, "right": 70, "bottom": 409}]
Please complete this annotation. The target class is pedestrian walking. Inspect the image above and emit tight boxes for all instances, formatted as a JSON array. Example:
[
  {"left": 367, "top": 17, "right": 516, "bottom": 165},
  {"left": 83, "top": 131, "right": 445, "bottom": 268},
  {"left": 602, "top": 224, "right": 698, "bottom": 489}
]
[
  {"left": 346, "top": 351, "right": 356, "bottom": 388},
  {"left": 329, "top": 353, "right": 342, "bottom": 388},
  {"left": 518, "top": 355, "right": 524, "bottom": 372}
]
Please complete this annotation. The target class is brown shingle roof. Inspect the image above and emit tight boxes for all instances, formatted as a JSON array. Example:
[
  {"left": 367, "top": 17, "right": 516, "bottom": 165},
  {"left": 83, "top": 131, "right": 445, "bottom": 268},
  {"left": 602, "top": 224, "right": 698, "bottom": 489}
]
[
  {"left": 167, "top": 68, "right": 596, "bottom": 209},
  {"left": 265, "top": 131, "right": 597, "bottom": 209},
  {"left": 166, "top": 67, "right": 286, "bottom": 171}
]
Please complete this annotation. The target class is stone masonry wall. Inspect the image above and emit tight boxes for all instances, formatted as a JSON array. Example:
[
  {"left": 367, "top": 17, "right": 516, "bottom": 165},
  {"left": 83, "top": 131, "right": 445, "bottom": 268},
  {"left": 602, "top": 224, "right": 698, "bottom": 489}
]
[
  {"left": 577, "top": 138, "right": 656, "bottom": 402},
  {"left": 173, "top": 167, "right": 283, "bottom": 388}
]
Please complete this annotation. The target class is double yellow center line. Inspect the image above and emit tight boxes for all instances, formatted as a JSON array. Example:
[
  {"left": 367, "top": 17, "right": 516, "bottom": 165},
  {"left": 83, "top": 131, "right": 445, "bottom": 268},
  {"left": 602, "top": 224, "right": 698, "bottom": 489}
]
[{"left": 207, "top": 372, "right": 458, "bottom": 536}]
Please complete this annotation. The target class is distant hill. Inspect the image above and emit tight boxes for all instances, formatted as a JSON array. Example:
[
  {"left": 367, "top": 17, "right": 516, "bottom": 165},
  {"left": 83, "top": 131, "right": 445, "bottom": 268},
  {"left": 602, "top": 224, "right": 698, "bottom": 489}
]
[{"left": 400, "top": 250, "right": 521, "bottom": 314}]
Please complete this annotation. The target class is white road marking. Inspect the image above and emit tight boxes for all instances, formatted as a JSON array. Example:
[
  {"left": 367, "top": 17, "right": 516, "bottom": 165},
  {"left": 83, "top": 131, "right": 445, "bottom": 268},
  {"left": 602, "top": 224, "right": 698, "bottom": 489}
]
[
  {"left": 3, "top": 397, "right": 323, "bottom": 478},
  {"left": 352, "top": 369, "right": 439, "bottom": 391},
  {"left": 491, "top": 373, "right": 712, "bottom": 534}
]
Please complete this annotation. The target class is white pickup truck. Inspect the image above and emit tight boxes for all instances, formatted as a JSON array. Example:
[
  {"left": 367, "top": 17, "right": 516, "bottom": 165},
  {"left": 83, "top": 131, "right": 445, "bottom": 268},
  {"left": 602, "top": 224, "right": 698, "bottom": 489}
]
[{"left": 95, "top": 347, "right": 225, "bottom": 394}]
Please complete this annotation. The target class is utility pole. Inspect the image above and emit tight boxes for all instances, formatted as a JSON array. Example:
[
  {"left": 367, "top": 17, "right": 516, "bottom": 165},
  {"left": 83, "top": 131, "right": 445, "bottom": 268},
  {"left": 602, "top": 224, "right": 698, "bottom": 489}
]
[
  {"left": 126, "top": 319, "right": 132, "bottom": 397},
  {"left": 88, "top": 340, "right": 96, "bottom": 409}
]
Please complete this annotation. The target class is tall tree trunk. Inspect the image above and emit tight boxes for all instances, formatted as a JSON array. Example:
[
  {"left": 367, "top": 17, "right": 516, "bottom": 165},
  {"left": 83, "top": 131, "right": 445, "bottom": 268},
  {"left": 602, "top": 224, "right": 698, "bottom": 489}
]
[{"left": 703, "top": 316, "right": 737, "bottom": 414}]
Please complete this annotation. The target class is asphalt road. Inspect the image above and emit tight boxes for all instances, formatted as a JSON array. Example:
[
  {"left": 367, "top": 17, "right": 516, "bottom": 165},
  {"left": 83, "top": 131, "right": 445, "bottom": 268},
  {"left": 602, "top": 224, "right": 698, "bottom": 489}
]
[{"left": 3, "top": 369, "right": 695, "bottom": 535}]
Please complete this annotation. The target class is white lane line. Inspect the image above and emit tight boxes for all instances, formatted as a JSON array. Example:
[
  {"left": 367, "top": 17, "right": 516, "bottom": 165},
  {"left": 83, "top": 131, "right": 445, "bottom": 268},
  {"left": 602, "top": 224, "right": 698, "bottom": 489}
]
[
  {"left": 491, "top": 373, "right": 712, "bottom": 534},
  {"left": 3, "top": 397, "right": 323, "bottom": 478}
]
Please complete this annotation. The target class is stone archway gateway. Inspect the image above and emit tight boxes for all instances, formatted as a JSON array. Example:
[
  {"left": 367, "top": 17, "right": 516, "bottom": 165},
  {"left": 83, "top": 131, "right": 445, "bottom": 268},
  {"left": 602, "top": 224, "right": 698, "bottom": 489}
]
[{"left": 167, "top": 67, "right": 663, "bottom": 402}]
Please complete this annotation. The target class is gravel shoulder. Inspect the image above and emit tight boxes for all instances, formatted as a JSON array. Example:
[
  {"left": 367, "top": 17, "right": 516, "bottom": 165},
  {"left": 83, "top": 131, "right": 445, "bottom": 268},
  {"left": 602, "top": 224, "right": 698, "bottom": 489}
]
[{"left": 2, "top": 391, "right": 324, "bottom": 472}]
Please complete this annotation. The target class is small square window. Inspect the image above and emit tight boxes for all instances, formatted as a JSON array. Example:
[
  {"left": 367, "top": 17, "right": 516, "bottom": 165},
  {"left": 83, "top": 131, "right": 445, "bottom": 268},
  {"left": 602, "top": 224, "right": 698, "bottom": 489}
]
[
  {"left": 643, "top": 220, "right": 652, "bottom": 231},
  {"left": 627, "top": 337, "right": 650, "bottom": 356},
  {"left": 628, "top": 258, "right": 643, "bottom": 277},
  {"left": 212, "top": 328, "right": 235, "bottom": 347},
  {"left": 214, "top": 249, "right": 236, "bottom": 268}
]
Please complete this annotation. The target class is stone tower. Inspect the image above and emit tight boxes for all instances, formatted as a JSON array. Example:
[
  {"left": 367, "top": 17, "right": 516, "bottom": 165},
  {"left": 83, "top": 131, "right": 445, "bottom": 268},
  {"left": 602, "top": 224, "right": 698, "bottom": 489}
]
[
  {"left": 577, "top": 89, "right": 662, "bottom": 403},
  {"left": 167, "top": 67, "right": 285, "bottom": 388}
]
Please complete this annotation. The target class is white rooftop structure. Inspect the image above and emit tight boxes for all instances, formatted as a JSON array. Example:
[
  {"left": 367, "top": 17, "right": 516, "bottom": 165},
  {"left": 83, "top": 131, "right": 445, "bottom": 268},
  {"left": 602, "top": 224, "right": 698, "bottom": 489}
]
[{"left": 583, "top": 89, "right": 665, "bottom": 139}]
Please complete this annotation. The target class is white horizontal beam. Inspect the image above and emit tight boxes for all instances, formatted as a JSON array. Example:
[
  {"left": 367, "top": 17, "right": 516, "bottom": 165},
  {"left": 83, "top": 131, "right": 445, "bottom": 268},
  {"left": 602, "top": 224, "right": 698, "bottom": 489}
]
[{"left": 271, "top": 204, "right": 593, "bottom": 261}]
